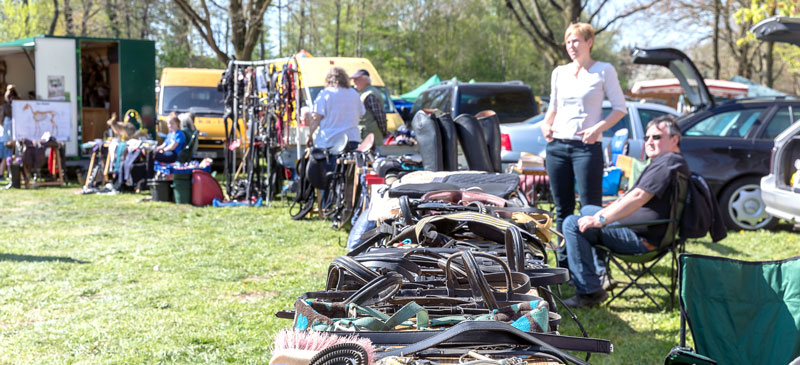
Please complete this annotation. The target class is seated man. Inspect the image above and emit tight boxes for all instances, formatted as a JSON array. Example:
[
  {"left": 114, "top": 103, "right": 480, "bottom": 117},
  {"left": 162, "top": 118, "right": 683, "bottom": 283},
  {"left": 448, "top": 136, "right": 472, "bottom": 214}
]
[{"left": 562, "top": 115, "right": 690, "bottom": 308}]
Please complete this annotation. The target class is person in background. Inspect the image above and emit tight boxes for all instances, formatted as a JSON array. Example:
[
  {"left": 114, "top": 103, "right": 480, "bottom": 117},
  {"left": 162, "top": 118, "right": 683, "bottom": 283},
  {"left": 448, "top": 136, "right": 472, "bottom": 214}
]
[
  {"left": 561, "top": 116, "right": 689, "bottom": 307},
  {"left": 308, "top": 66, "right": 364, "bottom": 151},
  {"left": 351, "top": 69, "right": 387, "bottom": 145},
  {"left": 153, "top": 112, "right": 186, "bottom": 163},
  {"left": 0, "top": 85, "right": 19, "bottom": 181},
  {"left": 540, "top": 22, "right": 627, "bottom": 269},
  {"left": 178, "top": 112, "right": 196, "bottom": 132}
]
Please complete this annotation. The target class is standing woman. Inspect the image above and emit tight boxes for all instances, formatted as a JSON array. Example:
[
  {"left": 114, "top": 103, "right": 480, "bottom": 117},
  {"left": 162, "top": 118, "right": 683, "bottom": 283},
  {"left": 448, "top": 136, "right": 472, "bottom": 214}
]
[
  {"left": 541, "top": 23, "right": 627, "bottom": 267},
  {"left": 307, "top": 66, "right": 364, "bottom": 150},
  {"left": 0, "top": 85, "right": 19, "bottom": 181}
]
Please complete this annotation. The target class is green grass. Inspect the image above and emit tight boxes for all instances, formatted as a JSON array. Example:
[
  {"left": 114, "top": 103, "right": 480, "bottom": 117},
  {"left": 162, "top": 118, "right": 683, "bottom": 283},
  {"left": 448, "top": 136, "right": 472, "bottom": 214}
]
[{"left": 1, "top": 186, "right": 798, "bottom": 363}]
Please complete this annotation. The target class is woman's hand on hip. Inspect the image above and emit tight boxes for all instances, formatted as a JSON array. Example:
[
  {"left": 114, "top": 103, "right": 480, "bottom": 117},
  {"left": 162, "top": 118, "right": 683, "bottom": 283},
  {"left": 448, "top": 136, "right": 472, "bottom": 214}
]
[
  {"left": 577, "top": 125, "right": 601, "bottom": 144},
  {"left": 541, "top": 123, "right": 555, "bottom": 143}
]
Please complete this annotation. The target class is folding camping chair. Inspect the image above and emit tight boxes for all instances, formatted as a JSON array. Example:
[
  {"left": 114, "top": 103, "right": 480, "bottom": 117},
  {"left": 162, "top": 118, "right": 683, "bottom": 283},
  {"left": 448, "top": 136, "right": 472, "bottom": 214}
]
[
  {"left": 596, "top": 170, "right": 689, "bottom": 311},
  {"left": 667, "top": 253, "right": 800, "bottom": 365},
  {"left": 178, "top": 129, "right": 199, "bottom": 163}
]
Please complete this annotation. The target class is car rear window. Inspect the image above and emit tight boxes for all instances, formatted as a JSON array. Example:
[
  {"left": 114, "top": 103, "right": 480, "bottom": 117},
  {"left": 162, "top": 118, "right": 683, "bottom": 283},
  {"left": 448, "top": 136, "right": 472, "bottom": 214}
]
[
  {"left": 458, "top": 88, "right": 536, "bottom": 123},
  {"left": 602, "top": 107, "right": 631, "bottom": 137},
  {"left": 685, "top": 108, "right": 765, "bottom": 138}
]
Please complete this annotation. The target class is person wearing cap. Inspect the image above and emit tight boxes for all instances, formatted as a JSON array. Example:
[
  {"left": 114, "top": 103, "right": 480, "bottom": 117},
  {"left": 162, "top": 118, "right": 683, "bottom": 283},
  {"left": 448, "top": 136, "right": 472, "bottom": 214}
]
[{"left": 351, "top": 69, "right": 387, "bottom": 145}]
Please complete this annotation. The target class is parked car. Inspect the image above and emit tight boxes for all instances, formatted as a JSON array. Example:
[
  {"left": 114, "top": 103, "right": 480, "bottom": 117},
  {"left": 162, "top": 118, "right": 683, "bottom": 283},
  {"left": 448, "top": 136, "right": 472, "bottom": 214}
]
[
  {"left": 632, "top": 47, "right": 800, "bottom": 230},
  {"left": 752, "top": 16, "right": 800, "bottom": 223},
  {"left": 410, "top": 81, "right": 538, "bottom": 124},
  {"left": 499, "top": 101, "right": 679, "bottom": 164},
  {"left": 760, "top": 119, "right": 800, "bottom": 223}
]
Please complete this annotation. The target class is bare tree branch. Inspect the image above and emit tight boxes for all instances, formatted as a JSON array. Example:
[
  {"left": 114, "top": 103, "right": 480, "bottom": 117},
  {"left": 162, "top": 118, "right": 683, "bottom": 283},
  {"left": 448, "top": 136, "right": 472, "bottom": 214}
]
[
  {"left": 49, "top": 0, "right": 59, "bottom": 35},
  {"left": 530, "top": 0, "right": 556, "bottom": 44},
  {"left": 595, "top": 0, "right": 663, "bottom": 35},
  {"left": 588, "top": 0, "right": 610, "bottom": 24},
  {"left": 174, "top": 0, "right": 229, "bottom": 64},
  {"left": 546, "top": 0, "right": 563, "bottom": 12}
]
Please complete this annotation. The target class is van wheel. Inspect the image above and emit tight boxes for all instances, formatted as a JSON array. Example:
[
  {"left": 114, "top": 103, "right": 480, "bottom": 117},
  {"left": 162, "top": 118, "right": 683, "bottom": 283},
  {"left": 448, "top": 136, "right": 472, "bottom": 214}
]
[{"left": 720, "top": 177, "right": 778, "bottom": 231}]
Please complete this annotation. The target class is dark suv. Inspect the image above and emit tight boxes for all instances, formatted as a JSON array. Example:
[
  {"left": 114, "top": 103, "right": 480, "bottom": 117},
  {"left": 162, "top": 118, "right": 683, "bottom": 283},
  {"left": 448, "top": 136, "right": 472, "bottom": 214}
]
[
  {"left": 410, "top": 82, "right": 538, "bottom": 124},
  {"left": 633, "top": 47, "right": 800, "bottom": 230}
]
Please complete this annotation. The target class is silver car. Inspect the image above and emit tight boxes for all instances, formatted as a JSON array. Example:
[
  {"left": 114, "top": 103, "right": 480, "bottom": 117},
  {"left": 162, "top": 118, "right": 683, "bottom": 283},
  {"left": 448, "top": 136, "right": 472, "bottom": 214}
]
[
  {"left": 760, "top": 119, "right": 800, "bottom": 223},
  {"left": 500, "top": 101, "right": 680, "bottom": 164},
  {"left": 753, "top": 16, "right": 800, "bottom": 224}
]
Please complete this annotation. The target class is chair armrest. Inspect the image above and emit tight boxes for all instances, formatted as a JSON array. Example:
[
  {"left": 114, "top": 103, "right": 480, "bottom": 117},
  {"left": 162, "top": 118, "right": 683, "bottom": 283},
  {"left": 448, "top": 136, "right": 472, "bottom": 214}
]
[{"left": 604, "top": 218, "right": 674, "bottom": 229}]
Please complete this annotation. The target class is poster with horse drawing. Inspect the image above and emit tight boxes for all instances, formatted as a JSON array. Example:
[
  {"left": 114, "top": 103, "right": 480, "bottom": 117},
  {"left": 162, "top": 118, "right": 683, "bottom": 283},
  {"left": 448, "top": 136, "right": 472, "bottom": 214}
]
[{"left": 11, "top": 100, "right": 71, "bottom": 141}]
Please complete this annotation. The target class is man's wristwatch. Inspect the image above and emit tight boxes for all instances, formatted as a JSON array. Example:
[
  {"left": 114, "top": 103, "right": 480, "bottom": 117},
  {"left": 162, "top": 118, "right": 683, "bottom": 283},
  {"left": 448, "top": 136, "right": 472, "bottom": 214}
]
[{"left": 597, "top": 215, "right": 607, "bottom": 227}]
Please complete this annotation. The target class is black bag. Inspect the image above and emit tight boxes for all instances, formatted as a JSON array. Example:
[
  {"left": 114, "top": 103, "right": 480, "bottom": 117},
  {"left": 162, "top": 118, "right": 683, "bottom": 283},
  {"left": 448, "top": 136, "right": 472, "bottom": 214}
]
[{"left": 680, "top": 173, "right": 726, "bottom": 241}]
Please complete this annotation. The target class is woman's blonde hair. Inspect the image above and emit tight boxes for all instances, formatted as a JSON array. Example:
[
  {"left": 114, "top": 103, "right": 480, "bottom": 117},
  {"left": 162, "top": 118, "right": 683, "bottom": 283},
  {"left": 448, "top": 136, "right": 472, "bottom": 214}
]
[
  {"left": 325, "top": 67, "right": 351, "bottom": 88},
  {"left": 564, "top": 22, "right": 595, "bottom": 45}
]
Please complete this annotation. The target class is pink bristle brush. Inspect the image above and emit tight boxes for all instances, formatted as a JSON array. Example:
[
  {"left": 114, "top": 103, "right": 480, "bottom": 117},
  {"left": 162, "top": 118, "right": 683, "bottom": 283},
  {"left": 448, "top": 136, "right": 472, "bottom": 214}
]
[{"left": 270, "top": 329, "right": 376, "bottom": 365}]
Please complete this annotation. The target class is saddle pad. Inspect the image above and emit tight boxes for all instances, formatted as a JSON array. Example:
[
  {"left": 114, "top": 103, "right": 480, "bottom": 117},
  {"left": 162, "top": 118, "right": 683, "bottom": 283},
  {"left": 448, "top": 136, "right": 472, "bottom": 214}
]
[{"left": 442, "top": 173, "right": 520, "bottom": 198}]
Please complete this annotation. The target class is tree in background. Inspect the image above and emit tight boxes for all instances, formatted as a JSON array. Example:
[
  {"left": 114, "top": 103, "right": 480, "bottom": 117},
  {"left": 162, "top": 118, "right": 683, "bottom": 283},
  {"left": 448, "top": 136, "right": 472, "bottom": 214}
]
[
  {"left": 276, "top": 0, "right": 609, "bottom": 96},
  {"left": 504, "top": 0, "right": 662, "bottom": 66},
  {"left": 173, "top": 0, "right": 272, "bottom": 64},
  {"left": 0, "top": 0, "right": 54, "bottom": 40},
  {"left": 736, "top": 0, "right": 798, "bottom": 90}
]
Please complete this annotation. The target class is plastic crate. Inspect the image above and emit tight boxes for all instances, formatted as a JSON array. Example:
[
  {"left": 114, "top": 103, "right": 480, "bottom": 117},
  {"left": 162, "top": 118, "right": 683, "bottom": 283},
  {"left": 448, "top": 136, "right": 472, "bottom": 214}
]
[{"left": 154, "top": 161, "right": 211, "bottom": 175}]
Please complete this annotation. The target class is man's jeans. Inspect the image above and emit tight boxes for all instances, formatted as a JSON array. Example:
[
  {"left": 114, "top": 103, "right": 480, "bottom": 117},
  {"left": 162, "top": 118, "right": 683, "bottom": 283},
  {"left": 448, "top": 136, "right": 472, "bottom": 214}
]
[
  {"left": 563, "top": 205, "right": 651, "bottom": 295},
  {"left": 545, "top": 139, "right": 604, "bottom": 265}
]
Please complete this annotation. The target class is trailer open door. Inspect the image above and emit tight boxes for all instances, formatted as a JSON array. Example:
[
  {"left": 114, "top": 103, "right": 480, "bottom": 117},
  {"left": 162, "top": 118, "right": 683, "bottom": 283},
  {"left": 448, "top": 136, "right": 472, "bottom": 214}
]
[{"left": 35, "top": 37, "right": 79, "bottom": 156}]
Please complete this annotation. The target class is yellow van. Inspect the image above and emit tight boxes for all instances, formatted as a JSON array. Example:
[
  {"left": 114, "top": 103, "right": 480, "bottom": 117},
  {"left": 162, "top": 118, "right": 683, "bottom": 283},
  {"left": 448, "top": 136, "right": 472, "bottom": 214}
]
[
  {"left": 274, "top": 57, "right": 404, "bottom": 132},
  {"left": 157, "top": 67, "right": 246, "bottom": 159}
]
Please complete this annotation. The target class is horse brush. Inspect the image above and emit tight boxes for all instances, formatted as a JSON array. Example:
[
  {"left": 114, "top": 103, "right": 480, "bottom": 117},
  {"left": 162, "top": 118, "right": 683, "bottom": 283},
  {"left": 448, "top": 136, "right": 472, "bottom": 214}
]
[{"left": 270, "top": 329, "right": 375, "bottom": 365}]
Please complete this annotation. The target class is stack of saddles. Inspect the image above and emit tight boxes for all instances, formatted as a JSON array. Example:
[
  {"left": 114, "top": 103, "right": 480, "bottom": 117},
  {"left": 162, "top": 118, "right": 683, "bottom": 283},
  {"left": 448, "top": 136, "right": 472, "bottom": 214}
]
[{"left": 275, "top": 168, "right": 614, "bottom": 364}]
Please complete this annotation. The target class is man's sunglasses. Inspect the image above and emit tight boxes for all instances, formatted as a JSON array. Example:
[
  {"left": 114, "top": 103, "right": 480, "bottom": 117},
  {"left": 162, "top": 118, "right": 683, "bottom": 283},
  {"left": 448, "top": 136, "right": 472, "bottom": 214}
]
[{"left": 645, "top": 134, "right": 666, "bottom": 141}]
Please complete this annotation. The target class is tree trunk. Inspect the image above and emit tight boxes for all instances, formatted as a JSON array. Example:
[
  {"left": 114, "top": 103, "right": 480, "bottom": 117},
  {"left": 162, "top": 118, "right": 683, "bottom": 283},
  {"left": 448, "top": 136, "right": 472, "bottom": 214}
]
[
  {"left": 297, "top": 0, "right": 305, "bottom": 52},
  {"left": 80, "top": 0, "right": 92, "bottom": 36},
  {"left": 140, "top": 0, "right": 153, "bottom": 39},
  {"left": 713, "top": 0, "right": 721, "bottom": 79},
  {"left": 278, "top": 0, "right": 282, "bottom": 56},
  {"left": 106, "top": 0, "right": 119, "bottom": 38},
  {"left": 64, "top": 0, "right": 74, "bottom": 35},
  {"left": 49, "top": 0, "right": 60, "bottom": 35},
  {"left": 765, "top": 0, "right": 778, "bottom": 87},
  {"left": 334, "top": 0, "right": 341, "bottom": 56},
  {"left": 22, "top": 0, "right": 29, "bottom": 31}
]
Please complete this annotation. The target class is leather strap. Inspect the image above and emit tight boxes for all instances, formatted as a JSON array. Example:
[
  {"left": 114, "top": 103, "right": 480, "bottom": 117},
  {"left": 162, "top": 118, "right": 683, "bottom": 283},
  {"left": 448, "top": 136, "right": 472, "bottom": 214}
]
[{"left": 368, "top": 321, "right": 594, "bottom": 363}]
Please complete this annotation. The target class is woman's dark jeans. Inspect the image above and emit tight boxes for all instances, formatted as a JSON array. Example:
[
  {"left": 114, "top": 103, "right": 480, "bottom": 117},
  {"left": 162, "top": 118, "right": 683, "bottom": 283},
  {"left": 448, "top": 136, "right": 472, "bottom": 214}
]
[{"left": 545, "top": 139, "right": 604, "bottom": 267}]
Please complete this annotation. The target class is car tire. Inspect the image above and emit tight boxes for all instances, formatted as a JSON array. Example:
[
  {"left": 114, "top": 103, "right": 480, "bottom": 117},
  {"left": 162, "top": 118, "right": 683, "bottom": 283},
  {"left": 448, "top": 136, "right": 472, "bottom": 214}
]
[{"left": 719, "top": 176, "right": 778, "bottom": 231}]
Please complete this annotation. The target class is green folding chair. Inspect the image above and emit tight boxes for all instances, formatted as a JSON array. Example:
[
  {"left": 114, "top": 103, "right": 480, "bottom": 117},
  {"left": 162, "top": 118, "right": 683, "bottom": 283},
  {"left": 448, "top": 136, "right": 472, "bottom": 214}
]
[
  {"left": 178, "top": 129, "right": 199, "bottom": 163},
  {"left": 667, "top": 253, "right": 800, "bottom": 364},
  {"left": 597, "top": 170, "right": 689, "bottom": 311}
]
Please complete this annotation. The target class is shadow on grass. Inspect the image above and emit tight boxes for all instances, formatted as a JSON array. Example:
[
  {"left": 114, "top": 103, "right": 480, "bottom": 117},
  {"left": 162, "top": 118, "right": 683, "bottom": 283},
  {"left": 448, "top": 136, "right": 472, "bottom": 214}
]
[
  {"left": 557, "top": 296, "right": 679, "bottom": 363},
  {"left": 694, "top": 240, "right": 742, "bottom": 256},
  {"left": 0, "top": 253, "right": 89, "bottom": 264}
]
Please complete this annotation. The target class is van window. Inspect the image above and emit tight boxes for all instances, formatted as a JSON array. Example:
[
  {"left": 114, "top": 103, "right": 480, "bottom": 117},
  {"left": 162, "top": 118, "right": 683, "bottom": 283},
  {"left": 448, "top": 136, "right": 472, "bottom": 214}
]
[
  {"left": 161, "top": 86, "right": 225, "bottom": 115},
  {"left": 457, "top": 88, "right": 536, "bottom": 123}
]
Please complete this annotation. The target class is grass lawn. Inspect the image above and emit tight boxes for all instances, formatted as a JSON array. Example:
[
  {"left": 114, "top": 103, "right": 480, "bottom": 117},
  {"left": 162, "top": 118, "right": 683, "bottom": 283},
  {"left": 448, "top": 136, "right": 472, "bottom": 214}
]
[{"left": 1, "top": 185, "right": 798, "bottom": 363}]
